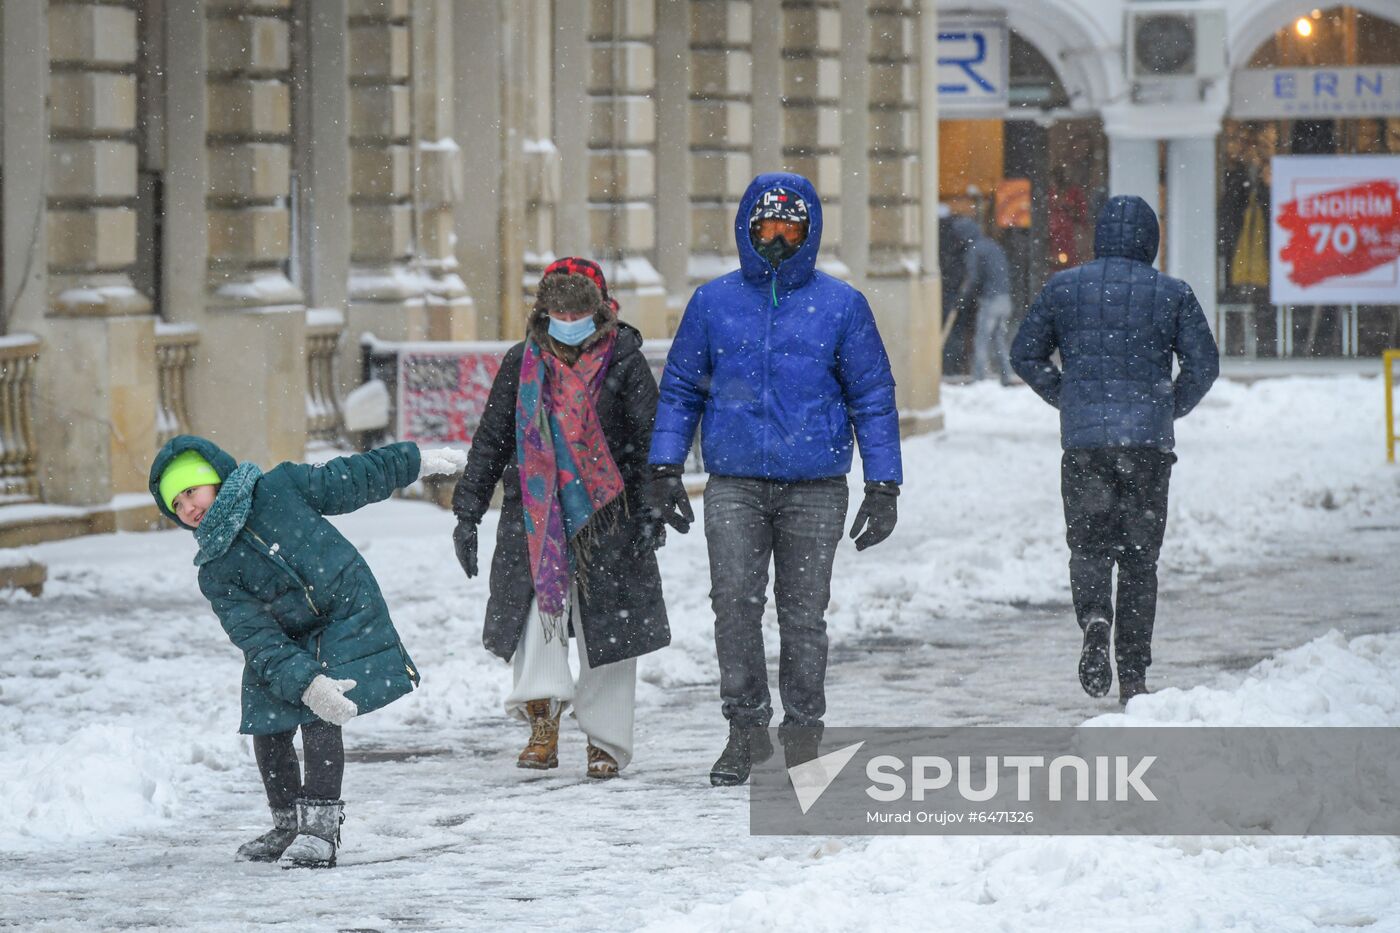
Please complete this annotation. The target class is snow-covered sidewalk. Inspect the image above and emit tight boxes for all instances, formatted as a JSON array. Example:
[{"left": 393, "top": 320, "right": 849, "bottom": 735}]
[{"left": 2, "top": 376, "right": 1398, "bottom": 931}]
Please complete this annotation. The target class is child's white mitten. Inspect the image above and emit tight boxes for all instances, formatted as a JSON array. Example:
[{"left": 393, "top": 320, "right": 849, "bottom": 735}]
[
  {"left": 418, "top": 446, "right": 467, "bottom": 478},
  {"left": 301, "top": 675, "right": 358, "bottom": 725}
]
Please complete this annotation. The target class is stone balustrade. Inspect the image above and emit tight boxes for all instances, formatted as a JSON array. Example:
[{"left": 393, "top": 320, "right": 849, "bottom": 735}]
[
  {"left": 154, "top": 324, "right": 199, "bottom": 447},
  {"left": 0, "top": 336, "right": 41, "bottom": 501},
  {"left": 306, "top": 312, "right": 345, "bottom": 445}
]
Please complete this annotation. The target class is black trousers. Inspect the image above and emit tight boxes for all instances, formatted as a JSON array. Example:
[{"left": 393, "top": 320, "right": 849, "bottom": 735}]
[
  {"left": 1061, "top": 448, "right": 1175, "bottom": 681},
  {"left": 253, "top": 720, "right": 344, "bottom": 809}
]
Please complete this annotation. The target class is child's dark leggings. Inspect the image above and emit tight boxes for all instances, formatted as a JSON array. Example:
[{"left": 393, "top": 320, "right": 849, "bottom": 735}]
[{"left": 253, "top": 720, "right": 344, "bottom": 809}]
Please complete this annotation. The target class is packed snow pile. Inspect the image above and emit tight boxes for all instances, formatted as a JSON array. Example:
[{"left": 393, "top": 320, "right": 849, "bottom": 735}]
[
  {"left": 1101, "top": 628, "right": 1400, "bottom": 727},
  {"left": 0, "top": 725, "right": 178, "bottom": 843}
]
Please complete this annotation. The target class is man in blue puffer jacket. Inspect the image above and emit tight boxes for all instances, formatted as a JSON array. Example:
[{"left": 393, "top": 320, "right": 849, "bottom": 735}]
[
  {"left": 645, "top": 172, "right": 903, "bottom": 785},
  {"left": 1012, "top": 195, "right": 1219, "bottom": 706}
]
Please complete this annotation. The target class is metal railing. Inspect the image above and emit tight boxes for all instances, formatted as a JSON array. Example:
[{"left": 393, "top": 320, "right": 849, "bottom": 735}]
[
  {"left": 155, "top": 324, "right": 198, "bottom": 446},
  {"left": 0, "top": 335, "right": 41, "bottom": 501},
  {"left": 306, "top": 314, "right": 344, "bottom": 445}
]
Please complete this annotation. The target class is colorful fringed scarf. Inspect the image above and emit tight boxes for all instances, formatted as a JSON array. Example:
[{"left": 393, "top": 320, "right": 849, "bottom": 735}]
[{"left": 516, "top": 331, "right": 624, "bottom": 639}]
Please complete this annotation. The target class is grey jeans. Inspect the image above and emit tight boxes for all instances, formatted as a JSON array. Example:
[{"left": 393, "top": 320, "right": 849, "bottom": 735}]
[
  {"left": 703, "top": 475, "right": 849, "bottom": 728},
  {"left": 973, "top": 293, "right": 1013, "bottom": 382}
]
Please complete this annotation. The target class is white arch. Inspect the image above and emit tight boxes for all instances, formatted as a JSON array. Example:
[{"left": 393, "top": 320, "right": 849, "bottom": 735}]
[
  {"left": 1230, "top": 0, "right": 1400, "bottom": 67},
  {"left": 949, "top": 0, "right": 1126, "bottom": 110}
]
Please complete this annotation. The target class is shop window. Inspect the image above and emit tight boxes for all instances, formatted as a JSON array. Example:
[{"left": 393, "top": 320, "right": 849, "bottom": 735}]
[{"left": 1220, "top": 6, "right": 1400, "bottom": 357}]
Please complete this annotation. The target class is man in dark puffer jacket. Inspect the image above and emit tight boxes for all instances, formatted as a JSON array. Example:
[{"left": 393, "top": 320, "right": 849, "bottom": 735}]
[{"left": 1012, "top": 195, "right": 1219, "bottom": 706}]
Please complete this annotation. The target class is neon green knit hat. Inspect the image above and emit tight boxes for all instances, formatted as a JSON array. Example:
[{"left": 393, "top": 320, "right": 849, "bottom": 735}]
[{"left": 159, "top": 450, "right": 222, "bottom": 512}]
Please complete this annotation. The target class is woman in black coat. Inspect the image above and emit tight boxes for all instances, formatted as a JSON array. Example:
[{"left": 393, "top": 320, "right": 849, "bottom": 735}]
[{"left": 451, "top": 258, "right": 669, "bottom": 779}]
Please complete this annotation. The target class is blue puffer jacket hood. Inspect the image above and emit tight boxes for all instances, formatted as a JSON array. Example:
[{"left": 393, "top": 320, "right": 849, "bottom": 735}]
[
  {"left": 736, "top": 172, "right": 823, "bottom": 290},
  {"left": 1094, "top": 195, "right": 1160, "bottom": 264},
  {"left": 650, "top": 172, "right": 902, "bottom": 483}
]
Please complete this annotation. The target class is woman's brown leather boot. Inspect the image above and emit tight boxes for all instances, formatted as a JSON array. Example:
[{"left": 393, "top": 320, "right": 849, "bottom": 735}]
[
  {"left": 518, "top": 699, "right": 560, "bottom": 769},
  {"left": 586, "top": 743, "right": 619, "bottom": 779}
]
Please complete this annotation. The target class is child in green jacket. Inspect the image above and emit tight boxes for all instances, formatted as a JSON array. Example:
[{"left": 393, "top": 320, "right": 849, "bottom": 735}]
[{"left": 149, "top": 435, "right": 463, "bottom": 867}]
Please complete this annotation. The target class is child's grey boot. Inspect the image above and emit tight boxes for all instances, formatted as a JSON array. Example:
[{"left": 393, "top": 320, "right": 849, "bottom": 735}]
[
  {"left": 236, "top": 806, "right": 298, "bottom": 862},
  {"left": 280, "top": 798, "right": 344, "bottom": 869}
]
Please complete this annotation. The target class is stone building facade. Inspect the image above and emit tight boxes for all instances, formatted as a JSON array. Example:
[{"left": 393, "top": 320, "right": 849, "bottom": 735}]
[{"left": 0, "top": 0, "right": 944, "bottom": 516}]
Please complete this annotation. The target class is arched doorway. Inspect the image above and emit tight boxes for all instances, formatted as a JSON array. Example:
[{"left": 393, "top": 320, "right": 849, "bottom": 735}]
[
  {"left": 938, "top": 30, "right": 1109, "bottom": 375},
  {"left": 1221, "top": 5, "right": 1400, "bottom": 357}
]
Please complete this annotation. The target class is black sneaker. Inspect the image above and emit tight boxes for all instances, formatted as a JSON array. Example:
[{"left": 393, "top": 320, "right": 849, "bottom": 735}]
[
  {"left": 1078, "top": 618, "right": 1113, "bottom": 698},
  {"left": 709, "top": 723, "right": 773, "bottom": 786}
]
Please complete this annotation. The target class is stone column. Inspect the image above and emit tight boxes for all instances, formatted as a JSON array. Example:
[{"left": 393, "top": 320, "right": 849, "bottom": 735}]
[
  {"left": 780, "top": 0, "right": 843, "bottom": 270},
  {"left": 863, "top": 0, "right": 927, "bottom": 415},
  {"left": 455, "top": 0, "right": 507, "bottom": 339},
  {"left": 1108, "top": 135, "right": 1161, "bottom": 213},
  {"left": 907, "top": 0, "right": 941, "bottom": 423},
  {"left": 552, "top": 0, "right": 591, "bottom": 263},
  {"left": 346, "top": 0, "right": 422, "bottom": 342},
  {"left": 2, "top": 1, "right": 50, "bottom": 334},
  {"left": 411, "top": 0, "right": 474, "bottom": 341},
  {"left": 161, "top": 0, "right": 208, "bottom": 327},
  {"left": 521, "top": 0, "right": 561, "bottom": 305},
  {"left": 749, "top": 0, "right": 781, "bottom": 174},
  {"left": 498, "top": 0, "right": 530, "bottom": 340},
  {"left": 201, "top": 0, "right": 306, "bottom": 464},
  {"left": 1167, "top": 135, "right": 1218, "bottom": 330},
  {"left": 838, "top": 0, "right": 870, "bottom": 286},
  {"left": 652, "top": 1, "right": 690, "bottom": 319},
  {"left": 686, "top": 0, "right": 753, "bottom": 303},
  {"left": 587, "top": 0, "right": 667, "bottom": 336},
  {"left": 37, "top": 0, "right": 159, "bottom": 504},
  {"left": 294, "top": 0, "right": 355, "bottom": 395}
]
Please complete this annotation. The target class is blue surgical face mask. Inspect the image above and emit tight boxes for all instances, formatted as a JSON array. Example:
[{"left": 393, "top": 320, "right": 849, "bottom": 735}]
[{"left": 548, "top": 315, "right": 597, "bottom": 346}]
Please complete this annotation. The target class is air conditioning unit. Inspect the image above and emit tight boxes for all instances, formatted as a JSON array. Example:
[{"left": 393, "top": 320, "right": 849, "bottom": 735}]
[{"left": 1125, "top": 1, "right": 1228, "bottom": 82}]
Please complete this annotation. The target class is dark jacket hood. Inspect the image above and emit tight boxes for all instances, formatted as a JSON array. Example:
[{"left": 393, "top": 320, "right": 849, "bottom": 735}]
[
  {"left": 736, "top": 172, "right": 823, "bottom": 289},
  {"left": 1094, "top": 195, "right": 1159, "bottom": 264},
  {"left": 950, "top": 217, "right": 984, "bottom": 249},
  {"left": 149, "top": 435, "right": 238, "bottom": 527}
]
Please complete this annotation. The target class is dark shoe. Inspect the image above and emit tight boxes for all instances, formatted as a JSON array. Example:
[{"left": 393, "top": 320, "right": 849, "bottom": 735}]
[
  {"left": 1078, "top": 618, "right": 1113, "bottom": 698},
  {"left": 586, "top": 743, "right": 620, "bottom": 780},
  {"left": 518, "top": 699, "right": 560, "bottom": 770},
  {"left": 1119, "top": 678, "right": 1149, "bottom": 707},
  {"left": 779, "top": 726, "right": 823, "bottom": 769},
  {"left": 235, "top": 807, "right": 297, "bottom": 862},
  {"left": 709, "top": 723, "right": 773, "bottom": 786},
  {"left": 280, "top": 798, "right": 344, "bottom": 869}
]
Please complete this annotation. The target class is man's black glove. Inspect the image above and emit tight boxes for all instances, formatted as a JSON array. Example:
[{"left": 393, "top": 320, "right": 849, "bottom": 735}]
[
  {"left": 642, "top": 464, "right": 694, "bottom": 534},
  {"left": 453, "top": 520, "right": 479, "bottom": 577},
  {"left": 848, "top": 482, "right": 898, "bottom": 551}
]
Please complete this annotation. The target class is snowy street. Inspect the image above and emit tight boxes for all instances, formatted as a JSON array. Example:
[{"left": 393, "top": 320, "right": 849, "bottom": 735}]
[{"left": 4, "top": 376, "right": 1400, "bottom": 931}]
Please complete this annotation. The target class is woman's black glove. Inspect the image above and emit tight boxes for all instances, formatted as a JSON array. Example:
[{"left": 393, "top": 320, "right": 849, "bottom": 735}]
[
  {"left": 848, "top": 482, "right": 898, "bottom": 551},
  {"left": 453, "top": 520, "right": 479, "bottom": 577},
  {"left": 643, "top": 464, "right": 694, "bottom": 535}
]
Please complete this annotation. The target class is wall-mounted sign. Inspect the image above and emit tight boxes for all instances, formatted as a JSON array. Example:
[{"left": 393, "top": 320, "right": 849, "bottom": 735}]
[
  {"left": 1233, "top": 67, "right": 1400, "bottom": 119},
  {"left": 938, "top": 15, "right": 1009, "bottom": 115},
  {"left": 1271, "top": 155, "right": 1400, "bottom": 306}
]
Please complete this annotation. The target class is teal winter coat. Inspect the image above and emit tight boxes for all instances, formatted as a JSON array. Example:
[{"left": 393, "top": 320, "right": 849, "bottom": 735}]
[{"left": 149, "top": 436, "right": 423, "bottom": 735}]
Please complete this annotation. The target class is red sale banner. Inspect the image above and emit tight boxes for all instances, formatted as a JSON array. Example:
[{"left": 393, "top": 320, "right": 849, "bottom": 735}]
[
  {"left": 1271, "top": 156, "right": 1400, "bottom": 306},
  {"left": 1277, "top": 180, "right": 1400, "bottom": 287}
]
